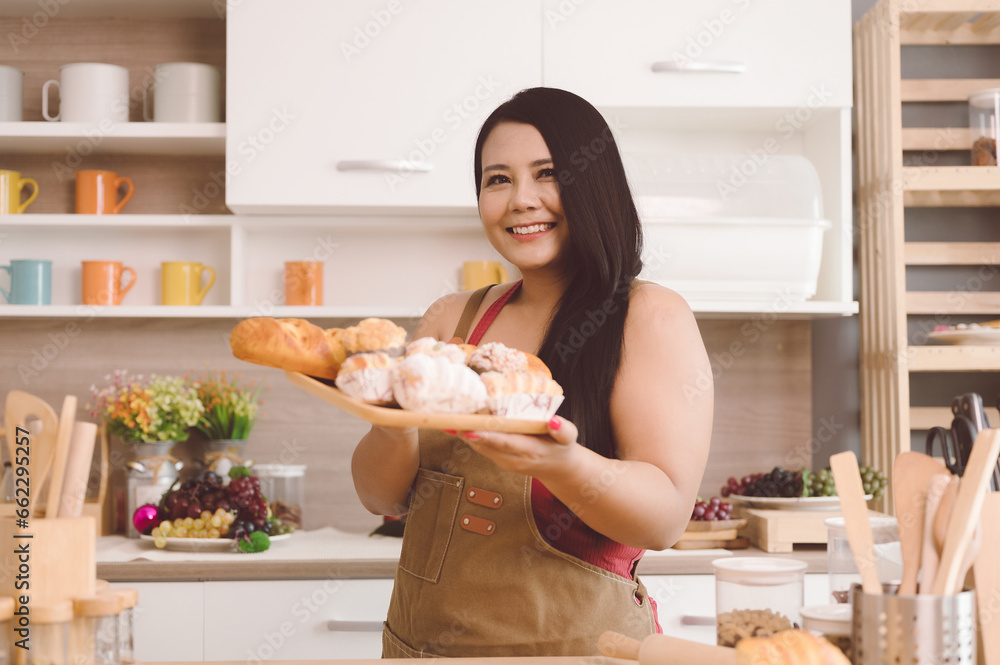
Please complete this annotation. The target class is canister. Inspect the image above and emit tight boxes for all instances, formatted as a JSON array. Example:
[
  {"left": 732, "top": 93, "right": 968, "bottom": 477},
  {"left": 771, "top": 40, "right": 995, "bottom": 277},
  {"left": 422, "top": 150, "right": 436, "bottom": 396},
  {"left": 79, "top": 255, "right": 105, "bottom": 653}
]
[
  {"left": 25, "top": 600, "right": 73, "bottom": 665},
  {"left": 251, "top": 464, "right": 305, "bottom": 529},
  {"left": 801, "top": 603, "right": 852, "bottom": 661},
  {"left": 712, "top": 557, "right": 807, "bottom": 647},
  {"left": 825, "top": 516, "right": 902, "bottom": 603},
  {"left": 969, "top": 88, "right": 1000, "bottom": 166},
  {"left": 72, "top": 594, "right": 122, "bottom": 665},
  {"left": 98, "top": 588, "right": 138, "bottom": 664}
]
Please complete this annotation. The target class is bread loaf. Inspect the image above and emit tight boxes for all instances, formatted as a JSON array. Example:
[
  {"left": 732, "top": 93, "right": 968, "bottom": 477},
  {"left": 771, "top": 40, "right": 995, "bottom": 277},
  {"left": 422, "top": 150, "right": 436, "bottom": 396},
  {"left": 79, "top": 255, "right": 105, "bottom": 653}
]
[{"left": 230, "top": 317, "right": 347, "bottom": 379}]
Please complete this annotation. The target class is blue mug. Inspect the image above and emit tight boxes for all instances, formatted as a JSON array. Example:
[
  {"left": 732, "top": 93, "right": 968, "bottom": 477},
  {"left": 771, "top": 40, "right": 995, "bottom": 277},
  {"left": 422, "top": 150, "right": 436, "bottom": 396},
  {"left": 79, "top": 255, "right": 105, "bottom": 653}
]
[{"left": 0, "top": 259, "right": 52, "bottom": 305}]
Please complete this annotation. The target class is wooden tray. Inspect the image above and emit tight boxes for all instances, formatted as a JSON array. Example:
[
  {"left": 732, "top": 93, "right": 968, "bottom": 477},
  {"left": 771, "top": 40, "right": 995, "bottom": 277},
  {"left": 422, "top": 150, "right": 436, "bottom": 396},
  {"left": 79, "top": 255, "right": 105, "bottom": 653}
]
[{"left": 285, "top": 371, "right": 550, "bottom": 434}]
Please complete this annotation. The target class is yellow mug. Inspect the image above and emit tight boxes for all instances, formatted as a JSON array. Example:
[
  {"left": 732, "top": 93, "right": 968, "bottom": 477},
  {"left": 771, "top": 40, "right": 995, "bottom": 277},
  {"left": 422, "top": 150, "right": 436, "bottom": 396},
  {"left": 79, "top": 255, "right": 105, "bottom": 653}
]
[
  {"left": 462, "top": 260, "right": 508, "bottom": 291},
  {"left": 0, "top": 169, "right": 39, "bottom": 214},
  {"left": 161, "top": 261, "right": 215, "bottom": 306}
]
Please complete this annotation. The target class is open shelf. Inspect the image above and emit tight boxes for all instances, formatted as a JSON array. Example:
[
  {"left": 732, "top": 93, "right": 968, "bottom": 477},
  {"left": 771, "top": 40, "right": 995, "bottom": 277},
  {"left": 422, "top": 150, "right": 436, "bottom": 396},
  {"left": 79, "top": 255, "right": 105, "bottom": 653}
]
[
  {"left": 908, "top": 345, "right": 1000, "bottom": 372},
  {"left": 0, "top": 122, "right": 225, "bottom": 156}
]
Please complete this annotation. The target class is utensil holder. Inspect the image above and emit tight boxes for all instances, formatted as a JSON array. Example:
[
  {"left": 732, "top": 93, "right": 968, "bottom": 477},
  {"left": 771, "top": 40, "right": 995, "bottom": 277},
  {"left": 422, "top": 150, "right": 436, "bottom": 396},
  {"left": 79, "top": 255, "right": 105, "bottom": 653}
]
[{"left": 851, "top": 584, "right": 977, "bottom": 665}]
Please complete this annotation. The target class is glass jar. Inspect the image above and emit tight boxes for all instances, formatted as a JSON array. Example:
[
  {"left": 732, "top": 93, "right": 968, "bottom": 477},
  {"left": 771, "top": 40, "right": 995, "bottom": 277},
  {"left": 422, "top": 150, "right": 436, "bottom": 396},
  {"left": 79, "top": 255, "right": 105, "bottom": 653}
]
[
  {"left": 26, "top": 600, "right": 72, "bottom": 665},
  {"left": 125, "top": 442, "right": 181, "bottom": 539},
  {"left": 712, "top": 557, "right": 807, "bottom": 647},
  {"left": 801, "top": 603, "right": 852, "bottom": 661},
  {"left": 969, "top": 88, "right": 1000, "bottom": 166},
  {"left": 72, "top": 594, "right": 122, "bottom": 665},
  {"left": 0, "top": 596, "right": 12, "bottom": 665},
  {"left": 251, "top": 464, "right": 305, "bottom": 529},
  {"left": 98, "top": 588, "right": 138, "bottom": 665},
  {"left": 825, "top": 516, "right": 902, "bottom": 603}
]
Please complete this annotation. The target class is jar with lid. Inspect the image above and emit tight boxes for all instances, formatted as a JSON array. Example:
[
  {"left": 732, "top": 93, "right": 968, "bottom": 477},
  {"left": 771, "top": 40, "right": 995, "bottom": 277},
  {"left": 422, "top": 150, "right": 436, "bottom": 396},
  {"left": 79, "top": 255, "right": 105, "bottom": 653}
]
[
  {"left": 825, "top": 516, "right": 901, "bottom": 603},
  {"left": 72, "top": 594, "right": 122, "bottom": 665},
  {"left": 251, "top": 464, "right": 305, "bottom": 529},
  {"left": 98, "top": 588, "right": 138, "bottom": 665},
  {"left": 712, "top": 557, "right": 807, "bottom": 647},
  {"left": 800, "top": 604, "right": 852, "bottom": 661},
  {"left": 25, "top": 600, "right": 73, "bottom": 665},
  {"left": 125, "top": 442, "right": 182, "bottom": 538},
  {"left": 969, "top": 88, "right": 1000, "bottom": 166},
  {"left": 0, "top": 596, "right": 13, "bottom": 665}
]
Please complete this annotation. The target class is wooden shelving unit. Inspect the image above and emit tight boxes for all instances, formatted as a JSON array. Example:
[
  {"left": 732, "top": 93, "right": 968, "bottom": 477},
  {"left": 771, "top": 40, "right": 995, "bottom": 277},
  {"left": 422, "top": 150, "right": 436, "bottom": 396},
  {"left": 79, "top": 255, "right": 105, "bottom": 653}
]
[{"left": 856, "top": 0, "right": 1000, "bottom": 511}]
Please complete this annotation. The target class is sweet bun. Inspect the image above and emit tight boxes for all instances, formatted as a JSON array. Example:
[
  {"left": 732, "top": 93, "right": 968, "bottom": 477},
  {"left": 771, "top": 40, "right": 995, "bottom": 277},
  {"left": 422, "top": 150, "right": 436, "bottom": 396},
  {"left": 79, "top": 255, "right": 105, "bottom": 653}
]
[
  {"left": 480, "top": 370, "right": 564, "bottom": 421},
  {"left": 230, "top": 317, "right": 345, "bottom": 379},
  {"left": 405, "top": 337, "right": 470, "bottom": 364},
  {"left": 335, "top": 352, "right": 397, "bottom": 405},
  {"left": 735, "top": 630, "right": 850, "bottom": 665},
  {"left": 467, "top": 342, "right": 551, "bottom": 378},
  {"left": 343, "top": 318, "right": 408, "bottom": 356},
  {"left": 391, "top": 354, "right": 487, "bottom": 414}
]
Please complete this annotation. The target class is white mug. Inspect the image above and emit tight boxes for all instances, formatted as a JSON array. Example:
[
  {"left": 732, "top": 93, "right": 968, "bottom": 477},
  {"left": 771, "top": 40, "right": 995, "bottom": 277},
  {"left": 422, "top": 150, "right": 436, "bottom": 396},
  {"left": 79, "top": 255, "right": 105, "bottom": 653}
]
[
  {"left": 42, "top": 63, "right": 129, "bottom": 123},
  {"left": 142, "top": 62, "right": 221, "bottom": 123},
  {"left": 0, "top": 65, "right": 23, "bottom": 121}
]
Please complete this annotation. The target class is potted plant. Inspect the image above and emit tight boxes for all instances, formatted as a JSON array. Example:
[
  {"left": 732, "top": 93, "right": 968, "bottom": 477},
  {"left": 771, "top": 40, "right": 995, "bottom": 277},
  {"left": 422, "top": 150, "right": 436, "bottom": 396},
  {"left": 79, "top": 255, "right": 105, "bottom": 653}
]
[{"left": 188, "top": 369, "right": 264, "bottom": 476}]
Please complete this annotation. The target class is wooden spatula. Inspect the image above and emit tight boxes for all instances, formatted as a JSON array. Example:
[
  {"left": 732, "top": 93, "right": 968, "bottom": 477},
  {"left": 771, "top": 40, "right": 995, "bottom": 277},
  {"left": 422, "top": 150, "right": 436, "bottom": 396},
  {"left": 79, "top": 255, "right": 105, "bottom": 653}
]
[
  {"left": 932, "top": 428, "right": 1000, "bottom": 595},
  {"left": 919, "top": 473, "right": 951, "bottom": 594},
  {"left": 830, "top": 451, "right": 882, "bottom": 594},
  {"left": 974, "top": 493, "right": 1000, "bottom": 665},
  {"left": 892, "top": 452, "right": 949, "bottom": 595},
  {"left": 44, "top": 395, "right": 76, "bottom": 518},
  {"left": 4, "top": 391, "right": 60, "bottom": 516}
]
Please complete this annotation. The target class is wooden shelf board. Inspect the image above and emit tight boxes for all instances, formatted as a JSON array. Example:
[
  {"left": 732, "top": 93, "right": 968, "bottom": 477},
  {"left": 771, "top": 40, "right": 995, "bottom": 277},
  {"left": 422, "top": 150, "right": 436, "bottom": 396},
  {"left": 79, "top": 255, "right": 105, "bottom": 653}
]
[
  {"left": 906, "top": 291, "right": 1000, "bottom": 315},
  {"left": 902, "top": 21, "right": 1000, "bottom": 45},
  {"left": 0, "top": 122, "right": 225, "bottom": 156},
  {"left": 905, "top": 242, "right": 1000, "bottom": 265},
  {"left": 904, "top": 189, "right": 1000, "bottom": 207},
  {"left": 0, "top": 0, "right": 222, "bottom": 18},
  {"left": 908, "top": 345, "right": 1000, "bottom": 371},
  {"left": 902, "top": 127, "right": 971, "bottom": 151},
  {"left": 910, "top": 405, "right": 1000, "bottom": 429},
  {"left": 0, "top": 214, "right": 483, "bottom": 233},
  {"left": 902, "top": 166, "right": 1000, "bottom": 191},
  {"left": 901, "top": 79, "right": 1000, "bottom": 103}
]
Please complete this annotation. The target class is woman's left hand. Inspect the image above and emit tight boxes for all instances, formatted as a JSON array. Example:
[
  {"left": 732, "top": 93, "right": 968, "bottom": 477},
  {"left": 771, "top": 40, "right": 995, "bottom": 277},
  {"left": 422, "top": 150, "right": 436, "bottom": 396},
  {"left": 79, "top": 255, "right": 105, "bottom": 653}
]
[{"left": 449, "top": 416, "right": 581, "bottom": 478}]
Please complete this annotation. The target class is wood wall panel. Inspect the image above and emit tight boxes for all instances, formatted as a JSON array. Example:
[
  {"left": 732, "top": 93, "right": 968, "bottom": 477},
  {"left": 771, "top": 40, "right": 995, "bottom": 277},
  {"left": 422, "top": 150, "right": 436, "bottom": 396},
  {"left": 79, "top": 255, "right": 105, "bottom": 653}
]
[{"left": 0, "top": 317, "right": 811, "bottom": 534}]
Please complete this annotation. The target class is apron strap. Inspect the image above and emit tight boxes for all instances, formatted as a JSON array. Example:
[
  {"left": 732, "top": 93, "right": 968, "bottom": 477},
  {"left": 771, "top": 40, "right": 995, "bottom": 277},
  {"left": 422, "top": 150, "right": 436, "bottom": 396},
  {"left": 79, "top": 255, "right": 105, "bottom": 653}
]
[{"left": 452, "top": 285, "right": 494, "bottom": 343}]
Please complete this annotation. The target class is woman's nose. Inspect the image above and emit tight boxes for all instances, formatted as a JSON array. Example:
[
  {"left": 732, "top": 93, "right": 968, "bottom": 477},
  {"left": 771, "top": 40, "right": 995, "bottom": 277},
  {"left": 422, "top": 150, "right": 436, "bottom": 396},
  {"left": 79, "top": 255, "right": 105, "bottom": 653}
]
[{"left": 510, "top": 179, "right": 541, "bottom": 210}]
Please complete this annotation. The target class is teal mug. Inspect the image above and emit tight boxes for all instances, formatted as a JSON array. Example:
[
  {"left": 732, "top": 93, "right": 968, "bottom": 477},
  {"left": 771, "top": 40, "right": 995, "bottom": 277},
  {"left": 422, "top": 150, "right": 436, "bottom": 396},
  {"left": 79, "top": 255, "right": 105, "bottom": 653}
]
[{"left": 0, "top": 259, "right": 52, "bottom": 304}]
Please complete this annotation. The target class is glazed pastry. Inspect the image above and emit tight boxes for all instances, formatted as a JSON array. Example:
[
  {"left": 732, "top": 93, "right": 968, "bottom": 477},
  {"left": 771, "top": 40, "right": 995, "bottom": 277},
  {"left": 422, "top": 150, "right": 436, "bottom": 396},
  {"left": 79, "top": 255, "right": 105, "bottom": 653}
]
[
  {"left": 342, "top": 318, "right": 408, "bottom": 357},
  {"left": 467, "top": 341, "right": 551, "bottom": 378},
  {"left": 391, "top": 354, "right": 487, "bottom": 414},
  {"left": 479, "top": 370, "right": 564, "bottom": 421},
  {"left": 404, "top": 337, "right": 472, "bottom": 364},
  {"left": 335, "top": 352, "right": 397, "bottom": 405}
]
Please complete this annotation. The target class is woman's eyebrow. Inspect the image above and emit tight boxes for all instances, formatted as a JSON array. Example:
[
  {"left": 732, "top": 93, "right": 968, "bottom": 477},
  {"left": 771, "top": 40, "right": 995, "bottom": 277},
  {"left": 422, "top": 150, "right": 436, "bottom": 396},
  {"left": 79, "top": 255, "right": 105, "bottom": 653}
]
[{"left": 482, "top": 158, "right": 553, "bottom": 173}]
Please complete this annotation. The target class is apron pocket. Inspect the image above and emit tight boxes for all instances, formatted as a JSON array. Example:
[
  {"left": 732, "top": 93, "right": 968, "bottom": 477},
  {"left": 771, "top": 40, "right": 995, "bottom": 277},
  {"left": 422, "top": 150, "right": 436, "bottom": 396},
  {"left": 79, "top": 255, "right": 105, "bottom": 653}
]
[{"left": 398, "top": 468, "right": 463, "bottom": 583}]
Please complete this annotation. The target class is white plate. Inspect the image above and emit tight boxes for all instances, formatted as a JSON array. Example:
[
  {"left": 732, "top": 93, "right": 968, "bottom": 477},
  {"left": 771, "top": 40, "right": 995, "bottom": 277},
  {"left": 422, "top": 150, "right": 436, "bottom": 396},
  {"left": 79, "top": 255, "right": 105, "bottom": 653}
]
[
  {"left": 729, "top": 495, "right": 872, "bottom": 510},
  {"left": 927, "top": 328, "right": 1000, "bottom": 345},
  {"left": 141, "top": 532, "right": 291, "bottom": 551}
]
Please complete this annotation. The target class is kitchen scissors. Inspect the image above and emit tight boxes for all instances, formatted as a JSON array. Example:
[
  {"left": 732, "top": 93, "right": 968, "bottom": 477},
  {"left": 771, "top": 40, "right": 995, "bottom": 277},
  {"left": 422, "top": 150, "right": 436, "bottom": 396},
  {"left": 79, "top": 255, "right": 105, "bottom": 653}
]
[{"left": 925, "top": 393, "right": 1000, "bottom": 491}]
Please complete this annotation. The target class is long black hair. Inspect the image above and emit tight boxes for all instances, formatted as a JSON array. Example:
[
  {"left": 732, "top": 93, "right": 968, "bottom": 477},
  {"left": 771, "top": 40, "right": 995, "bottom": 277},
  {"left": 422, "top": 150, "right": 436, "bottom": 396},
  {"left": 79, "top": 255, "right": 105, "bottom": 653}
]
[{"left": 474, "top": 87, "right": 644, "bottom": 459}]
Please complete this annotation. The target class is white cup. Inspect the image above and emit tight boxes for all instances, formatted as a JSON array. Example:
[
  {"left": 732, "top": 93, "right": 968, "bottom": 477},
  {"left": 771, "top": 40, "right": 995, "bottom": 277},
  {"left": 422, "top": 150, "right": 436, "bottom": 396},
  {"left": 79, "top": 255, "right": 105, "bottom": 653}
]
[
  {"left": 42, "top": 63, "right": 130, "bottom": 123},
  {"left": 0, "top": 65, "right": 24, "bottom": 121},
  {"left": 142, "top": 62, "right": 221, "bottom": 123}
]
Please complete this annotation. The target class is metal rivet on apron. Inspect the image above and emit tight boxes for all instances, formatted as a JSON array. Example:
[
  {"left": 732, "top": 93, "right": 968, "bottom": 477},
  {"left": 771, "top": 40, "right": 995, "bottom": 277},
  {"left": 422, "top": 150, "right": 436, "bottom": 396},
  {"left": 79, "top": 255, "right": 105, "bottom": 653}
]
[
  {"left": 493, "top": 497, "right": 500, "bottom": 505},
  {"left": 463, "top": 517, "right": 470, "bottom": 525},
  {"left": 468, "top": 490, "right": 476, "bottom": 498},
  {"left": 487, "top": 524, "right": 493, "bottom": 532}
]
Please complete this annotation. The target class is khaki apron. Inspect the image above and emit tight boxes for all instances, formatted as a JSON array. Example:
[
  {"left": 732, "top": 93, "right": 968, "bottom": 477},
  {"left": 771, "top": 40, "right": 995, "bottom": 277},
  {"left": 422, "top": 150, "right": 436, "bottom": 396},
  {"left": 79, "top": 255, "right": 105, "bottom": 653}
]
[{"left": 381, "top": 430, "right": 657, "bottom": 657}]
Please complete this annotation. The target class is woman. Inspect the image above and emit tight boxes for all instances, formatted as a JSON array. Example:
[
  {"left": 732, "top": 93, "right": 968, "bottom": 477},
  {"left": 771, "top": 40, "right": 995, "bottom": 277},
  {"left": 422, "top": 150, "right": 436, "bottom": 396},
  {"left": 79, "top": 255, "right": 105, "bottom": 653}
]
[{"left": 351, "top": 87, "right": 713, "bottom": 657}]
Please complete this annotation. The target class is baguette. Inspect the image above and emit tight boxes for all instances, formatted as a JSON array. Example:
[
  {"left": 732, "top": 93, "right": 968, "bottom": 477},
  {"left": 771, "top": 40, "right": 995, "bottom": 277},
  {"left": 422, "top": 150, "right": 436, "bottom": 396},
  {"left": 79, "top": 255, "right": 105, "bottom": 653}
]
[{"left": 230, "top": 317, "right": 347, "bottom": 379}]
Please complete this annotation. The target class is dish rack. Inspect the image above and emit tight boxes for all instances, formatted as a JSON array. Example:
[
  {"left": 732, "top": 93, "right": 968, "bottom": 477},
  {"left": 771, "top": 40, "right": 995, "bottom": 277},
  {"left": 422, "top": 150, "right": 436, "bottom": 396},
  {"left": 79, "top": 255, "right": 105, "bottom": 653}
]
[{"left": 855, "top": 1, "right": 1000, "bottom": 514}]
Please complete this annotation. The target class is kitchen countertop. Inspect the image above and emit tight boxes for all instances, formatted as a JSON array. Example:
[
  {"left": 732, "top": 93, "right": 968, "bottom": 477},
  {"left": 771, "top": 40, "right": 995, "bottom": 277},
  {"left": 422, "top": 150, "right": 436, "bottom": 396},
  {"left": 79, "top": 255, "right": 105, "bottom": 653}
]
[
  {"left": 153, "top": 659, "right": 629, "bottom": 664},
  {"left": 96, "top": 527, "right": 828, "bottom": 582}
]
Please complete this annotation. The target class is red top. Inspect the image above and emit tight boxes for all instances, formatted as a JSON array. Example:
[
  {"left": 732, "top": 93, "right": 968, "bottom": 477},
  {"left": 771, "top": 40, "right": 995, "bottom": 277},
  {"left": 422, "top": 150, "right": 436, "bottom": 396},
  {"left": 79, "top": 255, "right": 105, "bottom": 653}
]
[{"left": 466, "top": 280, "right": 661, "bottom": 631}]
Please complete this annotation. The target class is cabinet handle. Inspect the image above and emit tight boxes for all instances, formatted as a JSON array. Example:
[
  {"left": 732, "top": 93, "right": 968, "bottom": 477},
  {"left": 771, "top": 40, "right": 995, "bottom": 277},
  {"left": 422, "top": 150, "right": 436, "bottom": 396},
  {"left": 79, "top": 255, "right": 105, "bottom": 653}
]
[
  {"left": 336, "top": 160, "right": 433, "bottom": 173},
  {"left": 326, "top": 619, "right": 384, "bottom": 632},
  {"left": 651, "top": 61, "right": 746, "bottom": 74}
]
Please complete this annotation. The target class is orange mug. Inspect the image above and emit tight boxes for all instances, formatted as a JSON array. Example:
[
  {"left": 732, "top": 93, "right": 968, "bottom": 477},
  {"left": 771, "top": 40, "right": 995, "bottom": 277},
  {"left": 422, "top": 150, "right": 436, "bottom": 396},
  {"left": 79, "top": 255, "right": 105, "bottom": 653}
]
[
  {"left": 81, "top": 260, "right": 136, "bottom": 305},
  {"left": 75, "top": 169, "right": 134, "bottom": 214},
  {"left": 285, "top": 261, "right": 323, "bottom": 306}
]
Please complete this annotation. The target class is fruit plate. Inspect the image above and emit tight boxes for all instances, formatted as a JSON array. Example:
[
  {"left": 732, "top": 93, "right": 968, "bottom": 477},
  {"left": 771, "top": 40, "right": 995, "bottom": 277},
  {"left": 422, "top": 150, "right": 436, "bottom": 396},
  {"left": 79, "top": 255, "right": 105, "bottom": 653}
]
[
  {"left": 285, "top": 371, "right": 550, "bottom": 434},
  {"left": 140, "top": 533, "right": 291, "bottom": 552},
  {"left": 728, "top": 495, "right": 872, "bottom": 511},
  {"left": 927, "top": 328, "right": 1000, "bottom": 345}
]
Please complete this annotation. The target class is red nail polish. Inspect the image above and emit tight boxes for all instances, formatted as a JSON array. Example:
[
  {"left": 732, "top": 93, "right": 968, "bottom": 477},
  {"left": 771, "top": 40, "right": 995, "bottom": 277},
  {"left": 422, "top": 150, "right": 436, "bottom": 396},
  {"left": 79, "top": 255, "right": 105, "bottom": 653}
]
[
  {"left": 443, "top": 429, "right": 458, "bottom": 435},
  {"left": 549, "top": 417, "right": 561, "bottom": 431},
  {"left": 465, "top": 432, "right": 480, "bottom": 441}
]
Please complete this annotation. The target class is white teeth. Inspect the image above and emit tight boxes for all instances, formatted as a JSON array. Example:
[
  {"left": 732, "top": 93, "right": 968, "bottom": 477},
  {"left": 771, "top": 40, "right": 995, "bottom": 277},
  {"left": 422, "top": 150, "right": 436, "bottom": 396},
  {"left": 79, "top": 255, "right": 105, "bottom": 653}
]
[{"left": 511, "top": 223, "right": 555, "bottom": 235}]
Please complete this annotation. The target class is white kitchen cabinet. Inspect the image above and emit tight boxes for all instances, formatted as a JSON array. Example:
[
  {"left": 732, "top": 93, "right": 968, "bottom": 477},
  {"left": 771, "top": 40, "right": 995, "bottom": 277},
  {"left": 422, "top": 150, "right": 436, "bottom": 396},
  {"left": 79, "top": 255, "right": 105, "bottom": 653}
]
[
  {"left": 110, "top": 581, "right": 205, "bottom": 662},
  {"left": 203, "top": 578, "right": 393, "bottom": 660},
  {"left": 225, "top": 0, "right": 541, "bottom": 215},
  {"left": 542, "top": 0, "right": 851, "bottom": 109}
]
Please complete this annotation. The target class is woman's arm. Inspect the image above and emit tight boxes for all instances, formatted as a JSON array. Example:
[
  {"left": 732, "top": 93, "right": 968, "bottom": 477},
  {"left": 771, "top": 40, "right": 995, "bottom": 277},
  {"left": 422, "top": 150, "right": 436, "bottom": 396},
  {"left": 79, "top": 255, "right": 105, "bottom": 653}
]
[
  {"left": 350, "top": 291, "right": 470, "bottom": 516},
  {"left": 461, "top": 284, "right": 713, "bottom": 550}
]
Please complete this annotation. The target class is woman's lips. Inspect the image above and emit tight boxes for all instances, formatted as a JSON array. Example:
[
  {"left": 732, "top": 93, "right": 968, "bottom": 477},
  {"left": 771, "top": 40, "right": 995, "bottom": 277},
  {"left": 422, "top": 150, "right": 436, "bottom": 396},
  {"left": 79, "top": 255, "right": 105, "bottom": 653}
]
[{"left": 507, "top": 222, "right": 556, "bottom": 241}]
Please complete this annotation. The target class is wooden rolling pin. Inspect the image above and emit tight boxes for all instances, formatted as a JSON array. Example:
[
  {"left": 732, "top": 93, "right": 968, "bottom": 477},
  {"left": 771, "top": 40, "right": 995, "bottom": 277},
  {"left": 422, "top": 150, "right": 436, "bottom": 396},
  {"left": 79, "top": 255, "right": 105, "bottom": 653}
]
[
  {"left": 56, "top": 421, "right": 97, "bottom": 518},
  {"left": 597, "top": 631, "right": 735, "bottom": 665}
]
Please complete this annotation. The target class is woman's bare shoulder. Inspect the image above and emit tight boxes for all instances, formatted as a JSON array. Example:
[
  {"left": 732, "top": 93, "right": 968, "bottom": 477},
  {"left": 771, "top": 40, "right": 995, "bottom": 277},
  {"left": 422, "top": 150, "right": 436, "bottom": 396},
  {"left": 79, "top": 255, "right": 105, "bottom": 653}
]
[
  {"left": 414, "top": 285, "right": 511, "bottom": 341},
  {"left": 628, "top": 280, "right": 695, "bottom": 324}
]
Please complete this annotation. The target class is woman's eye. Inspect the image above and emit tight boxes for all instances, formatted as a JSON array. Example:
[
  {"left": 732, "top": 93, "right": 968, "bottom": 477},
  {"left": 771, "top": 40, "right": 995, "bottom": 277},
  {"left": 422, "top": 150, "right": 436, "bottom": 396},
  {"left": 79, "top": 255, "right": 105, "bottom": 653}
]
[
  {"left": 538, "top": 168, "right": 556, "bottom": 178},
  {"left": 485, "top": 174, "right": 509, "bottom": 186}
]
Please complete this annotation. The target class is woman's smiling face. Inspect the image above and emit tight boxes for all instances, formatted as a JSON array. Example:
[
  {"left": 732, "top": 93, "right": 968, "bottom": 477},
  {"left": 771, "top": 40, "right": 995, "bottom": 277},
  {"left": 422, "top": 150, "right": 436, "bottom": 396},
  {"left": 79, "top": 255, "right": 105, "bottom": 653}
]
[{"left": 478, "top": 121, "right": 570, "bottom": 274}]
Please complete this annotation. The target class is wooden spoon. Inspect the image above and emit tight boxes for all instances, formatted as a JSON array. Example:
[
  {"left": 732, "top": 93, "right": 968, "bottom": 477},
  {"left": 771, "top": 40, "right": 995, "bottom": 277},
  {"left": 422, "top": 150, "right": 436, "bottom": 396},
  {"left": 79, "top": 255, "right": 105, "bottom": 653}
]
[
  {"left": 830, "top": 451, "right": 882, "bottom": 594},
  {"left": 932, "top": 428, "right": 1000, "bottom": 595},
  {"left": 974, "top": 493, "right": 1000, "bottom": 665},
  {"left": 919, "top": 473, "right": 951, "bottom": 594},
  {"left": 932, "top": 475, "right": 983, "bottom": 594},
  {"left": 892, "top": 452, "right": 949, "bottom": 595}
]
